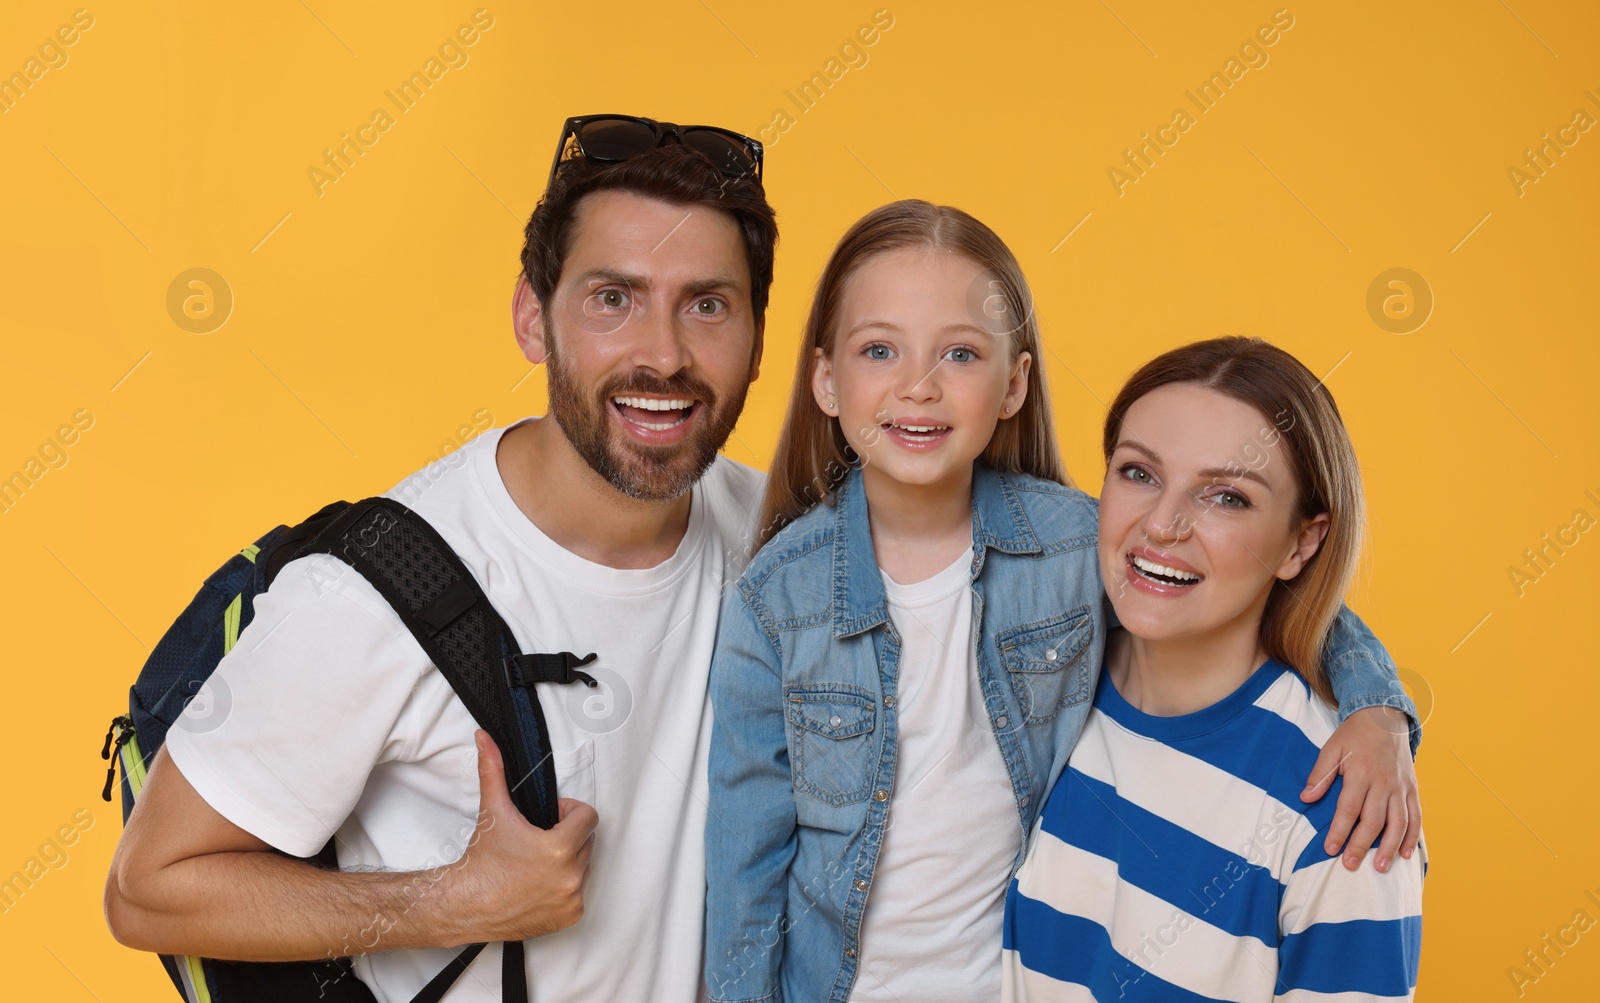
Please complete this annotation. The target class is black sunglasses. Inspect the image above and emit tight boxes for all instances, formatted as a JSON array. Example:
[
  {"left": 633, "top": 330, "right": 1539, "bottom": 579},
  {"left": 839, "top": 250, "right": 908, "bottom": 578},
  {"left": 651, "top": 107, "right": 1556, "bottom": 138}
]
[{"left": 546, "top": 114, "right": 764, "bottom": 190}]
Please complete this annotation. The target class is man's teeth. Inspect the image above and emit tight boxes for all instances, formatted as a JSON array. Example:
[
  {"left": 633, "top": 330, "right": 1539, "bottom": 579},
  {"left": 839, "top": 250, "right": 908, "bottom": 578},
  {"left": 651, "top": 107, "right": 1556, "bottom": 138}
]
[
  {"left": 614, "top": 396, "right": 693, "bottom": 431},
  {"left": 614, "top": 396, "right": 694, "bottom": 411},
  {"left": 1131, "top": 555, "right": 1201, "bottom": 583}
]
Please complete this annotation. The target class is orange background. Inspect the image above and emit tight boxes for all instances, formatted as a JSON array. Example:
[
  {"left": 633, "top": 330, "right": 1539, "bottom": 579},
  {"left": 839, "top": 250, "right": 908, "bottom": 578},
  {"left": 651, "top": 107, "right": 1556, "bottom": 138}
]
[{"left": 2, "top": 1, "right": 1597, "bottom": 998}]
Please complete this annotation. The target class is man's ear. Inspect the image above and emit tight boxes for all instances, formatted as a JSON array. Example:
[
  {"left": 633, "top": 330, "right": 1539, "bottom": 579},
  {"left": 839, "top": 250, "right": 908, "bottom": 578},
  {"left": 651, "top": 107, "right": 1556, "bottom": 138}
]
[
  {"left": 748, "top": 316, "right": 765, "bottom": 383},
  {"left": 513, "top": 274, "right": 549, "bottom": 365},
  {"left": 1278, "top": 512, "right": 1332, "bottom": 581},
  {"left": 810, "top": 347, "right": 834, "bottom": 411}
]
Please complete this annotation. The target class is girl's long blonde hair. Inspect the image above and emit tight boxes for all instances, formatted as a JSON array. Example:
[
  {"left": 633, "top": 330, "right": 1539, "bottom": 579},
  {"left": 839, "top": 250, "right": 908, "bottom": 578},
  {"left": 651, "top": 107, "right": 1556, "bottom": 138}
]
[{"left": 755, "top": 200, "right": 1070, "bottom": 550}]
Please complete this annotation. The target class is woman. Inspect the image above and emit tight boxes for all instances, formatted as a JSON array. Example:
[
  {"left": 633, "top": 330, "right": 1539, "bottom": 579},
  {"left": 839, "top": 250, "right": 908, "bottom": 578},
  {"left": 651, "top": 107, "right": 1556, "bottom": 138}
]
[{"left": 1002, "top": 337, "right": 1425, "bottom": 1001}]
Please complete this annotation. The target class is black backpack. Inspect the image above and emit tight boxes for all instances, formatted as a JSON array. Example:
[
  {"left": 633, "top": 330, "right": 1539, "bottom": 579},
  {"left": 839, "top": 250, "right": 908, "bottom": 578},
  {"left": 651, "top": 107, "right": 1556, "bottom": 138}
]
[{"left": 101, "top": 497, "right": 599, "bottom": 1003}]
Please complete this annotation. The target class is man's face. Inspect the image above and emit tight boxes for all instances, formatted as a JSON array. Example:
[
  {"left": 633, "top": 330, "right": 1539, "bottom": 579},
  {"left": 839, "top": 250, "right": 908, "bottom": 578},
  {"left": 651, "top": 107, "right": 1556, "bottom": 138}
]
[{"left": 533, "top": 190, "right": 761, "bottom": 500}]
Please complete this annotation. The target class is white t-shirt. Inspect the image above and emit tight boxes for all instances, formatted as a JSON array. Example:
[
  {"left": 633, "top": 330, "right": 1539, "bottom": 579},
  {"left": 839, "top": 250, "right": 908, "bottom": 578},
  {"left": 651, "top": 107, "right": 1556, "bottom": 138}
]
[
  {"left": 166, "top": 419, "right": 764, "bottom": 1003},
  {"left": 850, "top": 548, "right": 1019, "bottom": 1002}
]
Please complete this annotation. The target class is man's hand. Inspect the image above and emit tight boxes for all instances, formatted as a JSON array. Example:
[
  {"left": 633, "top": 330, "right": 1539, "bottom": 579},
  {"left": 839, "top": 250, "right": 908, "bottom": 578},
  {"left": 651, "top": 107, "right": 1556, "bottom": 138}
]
[
  {"left": 443, "top": 731, "right": 598, "bottom": 944},
  {"left": 1300, "top": 706, "right": 1421, "bottom": 873}
]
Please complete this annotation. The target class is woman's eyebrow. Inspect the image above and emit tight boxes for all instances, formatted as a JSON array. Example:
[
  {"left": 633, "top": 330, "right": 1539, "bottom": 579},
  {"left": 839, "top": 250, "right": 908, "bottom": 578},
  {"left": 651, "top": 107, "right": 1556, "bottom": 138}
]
[
  {"left": 1198, "top": 466, "right": 1273, "bottom": 490},
  {"left": 1114, "top": 440, "right": 1159, "bottom": 462},
  {"left": 1115, "top": 441, "right": 1273, "bottom": 490}
]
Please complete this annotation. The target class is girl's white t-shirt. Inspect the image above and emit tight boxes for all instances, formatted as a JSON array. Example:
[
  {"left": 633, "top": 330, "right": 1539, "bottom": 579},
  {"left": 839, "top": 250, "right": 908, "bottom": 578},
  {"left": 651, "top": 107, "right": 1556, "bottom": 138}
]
[
  {"left": 849, "top": 547, "right": 1019, "bottom": 1002},
  {"left": 165, "top": 419, "right": 764, "bottom": 1003}
]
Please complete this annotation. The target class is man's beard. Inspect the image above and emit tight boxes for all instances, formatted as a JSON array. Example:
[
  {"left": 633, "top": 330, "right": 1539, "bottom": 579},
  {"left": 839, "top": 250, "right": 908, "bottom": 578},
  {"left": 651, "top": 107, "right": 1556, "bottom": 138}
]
[{"left": 545, "top": 346, "right": 750, "bottom": 502}]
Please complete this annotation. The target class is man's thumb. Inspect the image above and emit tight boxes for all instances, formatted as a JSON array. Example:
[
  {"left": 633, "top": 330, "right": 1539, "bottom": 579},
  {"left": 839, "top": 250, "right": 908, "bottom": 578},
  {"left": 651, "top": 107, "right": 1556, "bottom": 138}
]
[{"left": 474, "top": 730, "right": 516, "bottom": 815}]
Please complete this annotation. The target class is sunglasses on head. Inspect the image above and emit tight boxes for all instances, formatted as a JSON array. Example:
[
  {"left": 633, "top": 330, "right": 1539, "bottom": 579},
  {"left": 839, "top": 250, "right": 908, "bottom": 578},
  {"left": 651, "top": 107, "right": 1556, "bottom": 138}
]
[{"left": 547, "top": 114, "right": 764, "bottom": 190}]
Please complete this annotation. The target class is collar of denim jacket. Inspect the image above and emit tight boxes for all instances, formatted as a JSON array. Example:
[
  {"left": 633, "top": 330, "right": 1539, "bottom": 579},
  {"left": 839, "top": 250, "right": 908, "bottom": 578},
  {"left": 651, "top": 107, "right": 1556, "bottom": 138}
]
[
  {"left": 969, "top": 462, "right": 1044, "bottom": 572},
  {"left": 828, "top": 462, "right": 1042, "bottom": 638}
]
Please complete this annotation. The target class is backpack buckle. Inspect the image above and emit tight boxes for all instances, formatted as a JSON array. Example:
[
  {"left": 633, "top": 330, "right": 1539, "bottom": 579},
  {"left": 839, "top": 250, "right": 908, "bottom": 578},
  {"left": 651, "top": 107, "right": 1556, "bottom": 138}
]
[{"left": 504, "top": 651, "right": 600, "bottom": 688}]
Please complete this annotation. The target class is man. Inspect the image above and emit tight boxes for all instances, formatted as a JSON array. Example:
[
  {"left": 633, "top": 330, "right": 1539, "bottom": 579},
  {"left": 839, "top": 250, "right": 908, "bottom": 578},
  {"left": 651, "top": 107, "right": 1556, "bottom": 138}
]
[{"left": 105, "top": 118, "right": 776, "bottom": 1001}]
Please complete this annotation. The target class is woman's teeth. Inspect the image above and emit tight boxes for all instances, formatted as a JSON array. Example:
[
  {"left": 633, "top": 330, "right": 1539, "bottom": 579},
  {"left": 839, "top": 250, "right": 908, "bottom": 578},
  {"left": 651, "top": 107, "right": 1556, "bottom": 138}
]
[{"left": 1130, "top": 554, "right": 1201, "bottom": 586}]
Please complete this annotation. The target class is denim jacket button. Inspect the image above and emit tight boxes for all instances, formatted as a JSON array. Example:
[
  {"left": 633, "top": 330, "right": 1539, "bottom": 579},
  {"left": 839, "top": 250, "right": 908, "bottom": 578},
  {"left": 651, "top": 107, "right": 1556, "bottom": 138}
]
[
  {"left": 1045, "top": 648, "right": 1058, "bottom": 661},
  {"left": 995, "top": 715, "right": 1009, "bottom": 729},
  {"left": 829, "top": 714, "right": 842, "bottom": 727},
  {"left": 873, "top": 789, "right": 889, "bottom": 802},
  {"left": 884, "top": 696, "right": 895, "bottom": 708},
  {"left": 845, "top": 949, "right": 858, "bottom": 959},
  {"left": 854, "top": 879, "right": 867, "bottom": 891}
]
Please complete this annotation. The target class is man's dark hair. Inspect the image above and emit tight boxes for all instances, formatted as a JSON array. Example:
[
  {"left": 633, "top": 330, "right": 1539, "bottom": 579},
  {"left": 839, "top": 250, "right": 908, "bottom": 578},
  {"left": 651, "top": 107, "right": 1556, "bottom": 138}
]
[{"left": 520, "top": 146, "right": 778, "bottom": 321}]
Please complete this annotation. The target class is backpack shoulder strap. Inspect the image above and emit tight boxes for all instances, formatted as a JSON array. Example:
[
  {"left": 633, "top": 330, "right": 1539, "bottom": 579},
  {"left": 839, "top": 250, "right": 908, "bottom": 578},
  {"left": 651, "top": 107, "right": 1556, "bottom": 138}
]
[
  {"left": 296, "top": 497, "right": 560, "bottom": 831},
  {"left": 297, "top": 497, "right": 553, "bottom": 1003}
]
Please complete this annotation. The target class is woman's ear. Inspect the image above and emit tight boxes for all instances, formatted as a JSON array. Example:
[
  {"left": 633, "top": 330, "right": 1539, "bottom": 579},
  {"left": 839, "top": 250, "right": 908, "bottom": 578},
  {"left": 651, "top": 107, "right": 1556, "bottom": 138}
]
[
  {"left": 1278, "top": 512, "right": 1332, "bottom": 580},
  {"left": 1001, "top": 350, "right": 1032, "bottom": 419},
  {"left": 811, "top": 347, "right": 836, "bottom": 413},
  {"left": 513, "top": 274, "right": 549, "bottom": 365}
]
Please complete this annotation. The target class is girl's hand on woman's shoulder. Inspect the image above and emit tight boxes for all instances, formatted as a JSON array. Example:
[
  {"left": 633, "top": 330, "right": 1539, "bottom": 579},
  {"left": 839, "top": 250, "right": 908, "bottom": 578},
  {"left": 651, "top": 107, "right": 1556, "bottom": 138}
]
[{"left": 1300, "top": 706, "right": 1421, "bottom": 874}]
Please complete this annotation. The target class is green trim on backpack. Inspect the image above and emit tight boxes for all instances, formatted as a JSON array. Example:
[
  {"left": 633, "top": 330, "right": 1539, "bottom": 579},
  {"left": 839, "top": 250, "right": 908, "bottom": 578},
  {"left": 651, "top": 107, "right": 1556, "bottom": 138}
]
[
  {"left": 116, "top": 726, "right": 210, "bottom": 1003},
  {"left": 223, "top": 546, "right": 259, "bottom": 656},
  {"left": 223, "top": 595, "right": 243, "bottom": 655},
  {"left": 119, "top": 729, "right": 149, "bottom": 799},
  {"left": 183, "top": 954, "right": 214, "bottom": 1003}
]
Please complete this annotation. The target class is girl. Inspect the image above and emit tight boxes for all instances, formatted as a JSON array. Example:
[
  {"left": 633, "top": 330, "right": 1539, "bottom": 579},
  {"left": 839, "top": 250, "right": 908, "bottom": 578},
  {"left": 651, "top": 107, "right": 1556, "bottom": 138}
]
[
  {"left": 1002, "top": 337, "right": 1425, "bottom": 1001},
  {"left": 704, "top": 202, "right": 1417, "bottom": 1003}
]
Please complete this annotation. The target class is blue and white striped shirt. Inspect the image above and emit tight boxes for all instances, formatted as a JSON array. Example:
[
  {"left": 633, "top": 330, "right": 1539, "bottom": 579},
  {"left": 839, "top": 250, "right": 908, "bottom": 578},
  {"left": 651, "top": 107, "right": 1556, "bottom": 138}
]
[{"left": 1002, "top": 659, "right": 1424, "bottom": 1002}]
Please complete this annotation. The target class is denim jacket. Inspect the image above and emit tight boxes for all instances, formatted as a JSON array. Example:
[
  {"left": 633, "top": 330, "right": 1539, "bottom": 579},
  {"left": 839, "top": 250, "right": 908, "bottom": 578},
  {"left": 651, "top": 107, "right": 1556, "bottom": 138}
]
[{"left": 703, "top": 464, "right": 1416, "bottom": 1003}]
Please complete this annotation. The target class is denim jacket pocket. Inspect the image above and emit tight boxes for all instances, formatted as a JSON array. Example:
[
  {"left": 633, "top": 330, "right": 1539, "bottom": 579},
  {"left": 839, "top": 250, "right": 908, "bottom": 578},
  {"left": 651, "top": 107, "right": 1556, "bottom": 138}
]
[
  {"left": 786, "top": 684, "right": 876, "bottom": 806},
  {"left": 997, "top": 607, "right": 1093, "bottom": 725}
]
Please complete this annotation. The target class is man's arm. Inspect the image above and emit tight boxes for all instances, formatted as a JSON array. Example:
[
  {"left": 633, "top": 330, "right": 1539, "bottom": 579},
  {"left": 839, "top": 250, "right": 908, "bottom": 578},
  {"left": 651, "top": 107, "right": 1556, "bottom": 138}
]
[
  {"left": 105, "top": 732, "right": 596, "bottom": 961},
  {"left": 1303, "top": 605, "right": 1422, "bottom": 875}
]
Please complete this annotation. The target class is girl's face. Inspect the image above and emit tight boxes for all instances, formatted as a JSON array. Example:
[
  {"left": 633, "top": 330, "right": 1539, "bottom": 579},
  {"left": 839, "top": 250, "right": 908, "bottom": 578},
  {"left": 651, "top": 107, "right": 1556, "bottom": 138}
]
[
  {"left": 812, "top": 247, "right": 1030, "bottom": 493},
  {"left": 1099, "top": 383, "right": 1329, "bottom": 645}
]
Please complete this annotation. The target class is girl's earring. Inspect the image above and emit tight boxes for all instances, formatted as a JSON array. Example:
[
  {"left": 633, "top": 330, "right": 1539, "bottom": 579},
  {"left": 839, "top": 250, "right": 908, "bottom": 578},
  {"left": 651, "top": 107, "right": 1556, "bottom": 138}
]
[
  {"left": 1003, "top": 404, "right": 1012, "bottom": 413},
  {"left": 826, "top": 401, "right": 836, "bottom": 411}
]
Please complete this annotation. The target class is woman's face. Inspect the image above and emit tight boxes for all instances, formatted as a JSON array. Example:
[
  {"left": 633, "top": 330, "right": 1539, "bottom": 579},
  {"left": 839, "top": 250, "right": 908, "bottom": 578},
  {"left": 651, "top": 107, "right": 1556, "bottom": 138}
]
[
  {"left": 811, "top": 247, "right": 1030, "bottom": 493},
  {"left": 1099, "top": 383, "right": 1329, "bottom": 644}
]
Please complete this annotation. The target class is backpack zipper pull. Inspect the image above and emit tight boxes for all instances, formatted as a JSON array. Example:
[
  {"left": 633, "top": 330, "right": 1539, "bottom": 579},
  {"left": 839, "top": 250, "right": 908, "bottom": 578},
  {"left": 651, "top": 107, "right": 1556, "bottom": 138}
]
[
  {"left": 101, "top": 716, "right": 134, "bottom": 801},
  {"left": 101, "top": 715, "right": 128, "bottom": 759}
]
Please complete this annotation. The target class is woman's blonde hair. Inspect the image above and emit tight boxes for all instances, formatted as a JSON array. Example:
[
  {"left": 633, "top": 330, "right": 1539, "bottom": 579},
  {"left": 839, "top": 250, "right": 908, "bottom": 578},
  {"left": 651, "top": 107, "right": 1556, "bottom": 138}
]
[
  {"left": 1102, "top": 336, "right": 1364, "bottom": 705},
  {"left": 755, "top": 199, "right": 1069, "bottom": 549}
]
